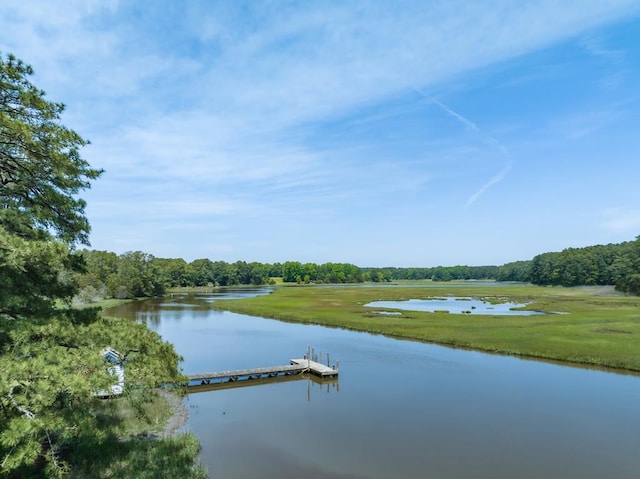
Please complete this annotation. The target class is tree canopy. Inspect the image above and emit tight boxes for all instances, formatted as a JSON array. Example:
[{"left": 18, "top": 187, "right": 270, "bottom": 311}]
[
  {"left": 0, "top": 53, "right": 186, "bottom": 478},
  {"left": 0, "top": 54, "right": 102, "bottom": 245},
  {"left": 527, "top": 238, "right": 640, "bottom": 293}
]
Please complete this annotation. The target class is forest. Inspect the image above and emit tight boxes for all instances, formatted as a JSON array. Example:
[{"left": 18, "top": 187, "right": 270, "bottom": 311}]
[{"left": 75, "top": 235, "right": 640, "bottom": 303}]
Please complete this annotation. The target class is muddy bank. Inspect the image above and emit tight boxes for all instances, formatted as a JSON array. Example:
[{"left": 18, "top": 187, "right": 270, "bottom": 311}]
[{"left": 157, "top": 389, "right": 189, "bottom": 438}]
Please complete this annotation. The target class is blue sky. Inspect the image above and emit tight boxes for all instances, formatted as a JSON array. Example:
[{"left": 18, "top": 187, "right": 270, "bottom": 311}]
[{"left": 2, "top": 1, "right": 640, "bottom": 267}]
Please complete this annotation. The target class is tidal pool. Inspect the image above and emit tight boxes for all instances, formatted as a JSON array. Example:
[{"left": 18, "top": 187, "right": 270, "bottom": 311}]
[
  {"left": 366, "top": 296, "right": 544, "bottom": 315},
  {"left": 108, "top": 290, "right": 639, "bottom": 479}
]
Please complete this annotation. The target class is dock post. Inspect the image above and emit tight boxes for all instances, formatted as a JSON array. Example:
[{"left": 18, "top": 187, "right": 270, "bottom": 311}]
[{"left": 327, "top": 353, "right": 330, "bottom": 367}]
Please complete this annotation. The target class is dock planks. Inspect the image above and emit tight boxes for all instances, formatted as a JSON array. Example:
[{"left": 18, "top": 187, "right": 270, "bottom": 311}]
[
  {"left": 186, "top": 349, "right": 339, "bottom": 386},
  {"left": 290, "top": 358, "right": 339, "bottom": 377},
  {"left": 187, "top": 364, "right": 305, "bottom": 384}
]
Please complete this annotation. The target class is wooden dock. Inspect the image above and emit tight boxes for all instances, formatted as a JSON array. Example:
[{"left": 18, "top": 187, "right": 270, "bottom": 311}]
[
  {"left": 186, "top": 348, "right": 339, "bottom": 386},
  {"left": 290, "top": 358, "right": 339, "bottom": 377}
]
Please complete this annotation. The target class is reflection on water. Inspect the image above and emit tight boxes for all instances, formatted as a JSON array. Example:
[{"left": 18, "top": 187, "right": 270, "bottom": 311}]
[
  {"left": 106, "top": 289, "right": 640, "bottom": 479},
  {"left": 188, "top": 374, "right": 339, "bottom": 400},
  {"left": 106, "top": 287, "right": 273, "bottom": 327}
]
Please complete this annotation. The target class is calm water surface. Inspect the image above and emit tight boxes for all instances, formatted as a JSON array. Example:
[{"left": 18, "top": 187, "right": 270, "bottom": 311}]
[
  {"left": 108, "top": 290, "right": 640, "bottom": 479},
  {"left": 365, "top": 297, "right": 543, "bottom": 315}
]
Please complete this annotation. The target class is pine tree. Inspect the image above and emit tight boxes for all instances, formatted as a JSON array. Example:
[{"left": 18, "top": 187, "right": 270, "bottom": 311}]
[{"left": 0, "top": 53, "right": 184, "bottom": 477}]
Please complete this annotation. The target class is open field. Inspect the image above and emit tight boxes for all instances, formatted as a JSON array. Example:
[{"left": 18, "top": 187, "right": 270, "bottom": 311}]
[{"left": 210, "top": 282, "right": 640, "bottom": 371}]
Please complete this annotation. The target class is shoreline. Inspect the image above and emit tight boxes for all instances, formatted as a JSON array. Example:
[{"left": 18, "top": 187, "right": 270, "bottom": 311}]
[{"left": 157, "top": 389, "right": 189, "bottom": 438}]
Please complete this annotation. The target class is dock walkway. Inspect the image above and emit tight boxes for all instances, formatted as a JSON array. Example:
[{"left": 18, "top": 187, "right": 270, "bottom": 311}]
[{"left": 187, "top": 348, "right": 339, "bottom": 386}]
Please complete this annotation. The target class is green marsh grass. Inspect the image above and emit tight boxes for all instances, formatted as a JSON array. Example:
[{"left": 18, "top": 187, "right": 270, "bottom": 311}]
[
  {"left": 68, "top": 390, "right": 207, "bottom": 478},
  {"left": 211, "top": 283, "right": 640, "bottom": 371}
]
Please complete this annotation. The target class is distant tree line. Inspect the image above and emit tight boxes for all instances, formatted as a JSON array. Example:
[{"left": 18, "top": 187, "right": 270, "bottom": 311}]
[
  {"left": 360, "top": 265, "right": 500, "bottom": 282},
  {"left": 76, "top": 252, "right": 373, "bottom": 300},
  {"left": 76, "top": 236, "right": 640, "bottom": 301},
  {"left": 75, "top": 253, "right": 505, "bottom": 301},
  {"left": 77, "top": 250, "right": 274, "bottom": 300},
  {"left": 526, "top": 238, "right": 640, "bottom": 294},
  {"left": 492, "top": 237, "right": 640, "bottom": 294},
  {"left": 281, "top": 261, "right": 365, "bottom": 283}
]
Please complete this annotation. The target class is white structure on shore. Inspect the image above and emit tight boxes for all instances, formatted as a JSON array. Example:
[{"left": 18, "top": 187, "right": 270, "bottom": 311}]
[{"left": 93, "top": 347, "right": 125, "bottom": 398}]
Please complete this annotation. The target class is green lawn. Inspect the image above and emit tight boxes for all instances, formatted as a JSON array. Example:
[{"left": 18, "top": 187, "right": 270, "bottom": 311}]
[{"left": 211, "top": 282, "right": 640, "bottom": 371}]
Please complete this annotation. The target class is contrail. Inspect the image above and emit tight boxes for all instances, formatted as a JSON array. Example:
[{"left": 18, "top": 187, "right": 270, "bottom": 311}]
[
  {"left": 428, "top": 95, "right": 481, "bottom": 133},
  {"left": 465, "top": 161, "right": 513, "bottom": 206},
  {"left": 414, "top": 88, "right": 511, "bottom": 205}
]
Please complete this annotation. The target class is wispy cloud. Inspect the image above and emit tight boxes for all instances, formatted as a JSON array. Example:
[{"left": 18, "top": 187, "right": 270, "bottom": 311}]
[
  {"left": 600, "top": 208, "right": 640, "bottom": 235},
  {"left": 6, "top": 1, "right": 639, "bottom": 127},
  {"left": 580, "top": 33, "right": 626, "bottom": 63},
  {"left": 2, "top": 1, "right": 639, "bottom": 263},
  {"left": 580, "top": 32, "right": 629, "bottom": 90},
  {"left": 548, "top": 106, "right": 628, "bottom": 140},
  {"left": 414, "top": 89, "right": 512, "bottom": 205}
]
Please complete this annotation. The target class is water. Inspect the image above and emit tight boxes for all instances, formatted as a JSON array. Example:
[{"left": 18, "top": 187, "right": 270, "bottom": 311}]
[
  {"left": 365, "top": 297, "right": 544, "bottom": 315},
  {"left": 108, "top": 290, "right": 640, "bottom": 479}
]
